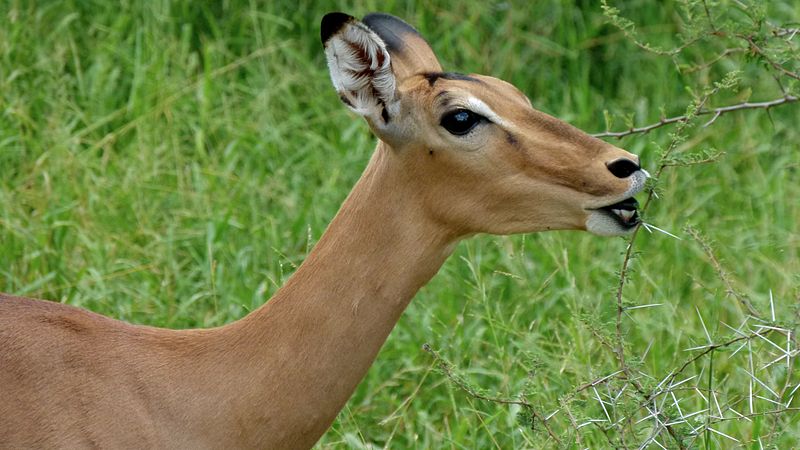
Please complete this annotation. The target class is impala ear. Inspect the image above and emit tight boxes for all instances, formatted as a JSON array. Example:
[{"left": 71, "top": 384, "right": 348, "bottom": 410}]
[
  {"left": 321, "top": 13, "right": 399, "bottom": 127},
  {"left": 362, "top": 13, "right": 442, "bottom": 81}
]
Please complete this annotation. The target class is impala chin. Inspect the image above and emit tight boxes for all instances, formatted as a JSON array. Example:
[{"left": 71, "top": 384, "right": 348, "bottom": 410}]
[{"left": 584, "top": 170, "right": 649, "bottom": 236}]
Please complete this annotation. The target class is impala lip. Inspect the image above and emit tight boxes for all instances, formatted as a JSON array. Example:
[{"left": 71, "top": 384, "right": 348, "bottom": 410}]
[{"left": 595, "top": 197, "right": 640, "bottom": 228}]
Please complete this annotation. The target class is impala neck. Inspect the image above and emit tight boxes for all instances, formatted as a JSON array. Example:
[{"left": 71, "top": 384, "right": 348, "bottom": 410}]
[{"left": 227, "top": 142, "right": 457, "bottom": 446}]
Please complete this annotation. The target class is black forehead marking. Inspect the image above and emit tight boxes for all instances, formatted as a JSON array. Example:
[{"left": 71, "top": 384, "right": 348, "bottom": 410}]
[{"left": 423, "top": 72, "right": 482, "bottom": 86}]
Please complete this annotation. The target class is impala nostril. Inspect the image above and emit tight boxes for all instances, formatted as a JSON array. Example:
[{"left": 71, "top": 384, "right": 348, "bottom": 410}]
[{"left": 606, "top": 158, "right": 641, "bottom": 179}]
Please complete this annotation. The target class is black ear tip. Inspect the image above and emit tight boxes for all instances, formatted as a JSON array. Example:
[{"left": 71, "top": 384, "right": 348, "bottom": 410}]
[
  {"left": 321, "top": 12, "right": 353, "bottom": 44},
  {"left": 362, "top": 13, "right": 422, "bottom": 53},
  {"left": 362, "top": 13, "right": 420, "bottom": 36}
]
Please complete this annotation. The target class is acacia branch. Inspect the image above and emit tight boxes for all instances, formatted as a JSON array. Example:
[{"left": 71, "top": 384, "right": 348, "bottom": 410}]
[{"left": 593, "top": 95, "right": 798, "bottom": 138}]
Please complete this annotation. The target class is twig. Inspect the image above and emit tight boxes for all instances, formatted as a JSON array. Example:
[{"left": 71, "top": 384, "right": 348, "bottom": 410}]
[
  {"left": 773, "top": 27, "right": 800, "bottom": 39},
  {"left": 708, "top": 407, "right": 800, "bottom": 425},
  {"left": 685, "top": 226, "right": 762, "bottom": 318},
  {"left": 660, "top": 153, "right": 721, "bottom": 168},
  {"left": 593, "top": 95, "right": 798, "bottom": 138},
  {"left": 574, "top": 370, "right": 626, "bottom": 393},
  {"left": 680, "top": 48, "right": 747, "bottom": 74},
  {"left": 422, "top": 344, "right": 562, "bottom": 445},
  {"left": 743, "top": 35, "right": 800, "bottom": 81},
  {"left": 562, "top": 404, "right": 584, "bottom": 448}
]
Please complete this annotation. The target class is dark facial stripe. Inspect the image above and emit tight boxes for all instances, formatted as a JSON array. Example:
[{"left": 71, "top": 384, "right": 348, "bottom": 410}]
[{"left": 505, "top": 130, "right": 521, "bottom": 149}]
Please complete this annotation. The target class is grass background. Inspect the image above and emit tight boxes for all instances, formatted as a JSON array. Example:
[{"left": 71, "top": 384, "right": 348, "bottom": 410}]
[{"left": 1, "top": 0, "right": 798, "bottom": 447}]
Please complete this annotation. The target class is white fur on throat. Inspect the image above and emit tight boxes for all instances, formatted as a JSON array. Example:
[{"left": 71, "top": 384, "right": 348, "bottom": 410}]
[{"left": 324, "top": 20, "right": 398, "bottom": 121}]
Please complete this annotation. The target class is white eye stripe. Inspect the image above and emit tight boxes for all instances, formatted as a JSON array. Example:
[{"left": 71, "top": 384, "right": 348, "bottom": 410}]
[{"left": 465, "top": 97, "right": 511, "bottom": 128}]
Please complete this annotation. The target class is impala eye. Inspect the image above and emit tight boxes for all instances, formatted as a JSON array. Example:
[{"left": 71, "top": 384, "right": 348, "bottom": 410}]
[{"left": 440, "top": 109, "right": 484, "bottom": 136}]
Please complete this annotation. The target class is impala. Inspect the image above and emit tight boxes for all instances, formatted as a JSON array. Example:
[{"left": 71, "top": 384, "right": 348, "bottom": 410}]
[{"left": 0, "top": 12, "right": 647, "bottom": 449}]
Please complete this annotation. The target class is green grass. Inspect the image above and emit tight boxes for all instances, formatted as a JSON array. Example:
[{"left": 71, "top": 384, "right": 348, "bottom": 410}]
[{"left": 2, "top": 0, "right": 799, "bottom": 448}]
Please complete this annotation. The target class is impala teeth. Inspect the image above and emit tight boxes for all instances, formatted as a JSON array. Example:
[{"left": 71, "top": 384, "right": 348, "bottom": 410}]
[
  {"left": 599, "top": 198, "right": 639, "bottom": 229},
  {"left": 611, "top": 208, "right": 636, "bottom": 222}
]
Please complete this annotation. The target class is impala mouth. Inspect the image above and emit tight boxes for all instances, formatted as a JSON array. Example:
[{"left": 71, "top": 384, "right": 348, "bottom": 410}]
[{"left": 598, "top": 198, "right": 640, "bottom": 229}]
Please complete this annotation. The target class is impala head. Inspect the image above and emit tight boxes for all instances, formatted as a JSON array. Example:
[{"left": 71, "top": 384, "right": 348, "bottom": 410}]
[{"left": 322, "top": 12, "right": 648, "bottom": 237}]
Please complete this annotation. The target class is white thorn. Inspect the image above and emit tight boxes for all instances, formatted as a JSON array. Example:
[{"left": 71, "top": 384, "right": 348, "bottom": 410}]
[
  {"left": 707, "top": 427, "right": 741, "bottom": 443},
  {"left": 729, "top": 406, "right": 751, "bottom": 422},
  {"left": 642, "top": 222, "right": 682, "bottom": 240},
  {"left": 669, "top": 375, "right": 697, "bottom": 389},
  {"left": 712, "top": 390, "right": 723, "bottom": 418},
  {"left": 694, "top": 387, "right": 708, "bottom": 403},
  {"left": 593, "top": 387, "right": 611, "bottom": 422},
  {"left": 696, "top": 307, "right": 712, "bottom": 344},
  {"left": 626, "top": 303, "right": 663, "bottom": 311},
  {"left": 744, "top": 369, "right": 780, "bottom": 399},
  {"left": 769, "top": 289, "right": 776, "bottom": 322},
  {"left": 754, "top": 332, "right": 787, "bottom": 354},
  {"left": 755, "top": 395, "right": 784, "bottom": 406},
  {"left": 671, "top": 391, "right": 684, "bottom": 417}
]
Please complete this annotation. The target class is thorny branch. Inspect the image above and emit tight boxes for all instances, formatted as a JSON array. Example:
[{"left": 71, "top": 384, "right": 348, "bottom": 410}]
[
  {"left": 604, "top": 170, "right": 798, "bottom": 447},
  {"left": 608, "top": 77, "right": 746, "bottom": 448},
  {"left": 592, "top": 95, "right": 798, "bottom": 138}
]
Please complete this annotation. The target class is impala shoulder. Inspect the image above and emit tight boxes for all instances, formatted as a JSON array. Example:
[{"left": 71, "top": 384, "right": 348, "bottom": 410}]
[{"left": 0, "top": 294, "right": 127, "bottom": 338}]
